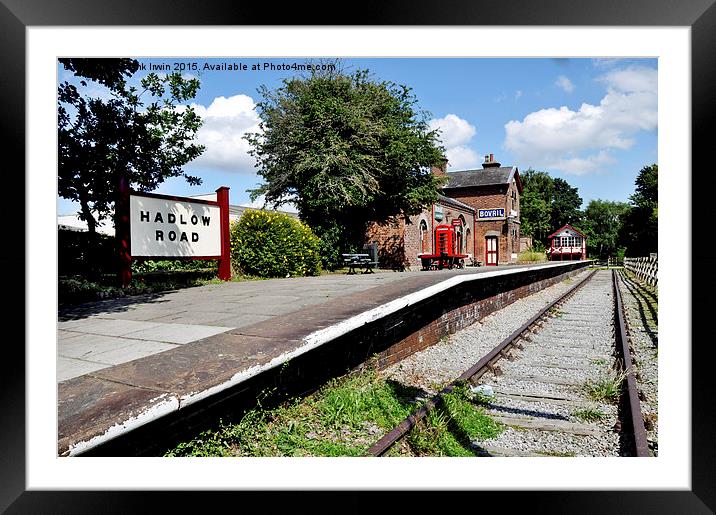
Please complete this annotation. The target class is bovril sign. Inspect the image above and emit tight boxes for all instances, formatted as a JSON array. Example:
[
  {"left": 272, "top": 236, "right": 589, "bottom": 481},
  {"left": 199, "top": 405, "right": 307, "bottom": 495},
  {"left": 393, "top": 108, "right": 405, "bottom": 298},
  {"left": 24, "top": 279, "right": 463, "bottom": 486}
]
[
  {"left": 478, "top": 208, "right": 505, "bottom": 220},
  {"left": 129, "top": 195, "right": 221, "bottom": 257}
]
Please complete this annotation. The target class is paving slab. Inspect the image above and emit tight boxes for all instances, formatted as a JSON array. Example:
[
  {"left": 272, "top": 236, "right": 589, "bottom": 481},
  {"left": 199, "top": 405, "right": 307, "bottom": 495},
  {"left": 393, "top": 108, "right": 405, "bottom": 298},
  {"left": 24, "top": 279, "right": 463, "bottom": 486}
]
[
  {"left": 91, "top": 333, "right": 301, "bottom": 402},
  {"left": 57, "top": 357, "right": 111, "bottom": 383},
  {"left": 58, "top": 375, "right": 179, "bottom": 456},
  {"left": 82, "top": 340, "right": 180, "bottom": 366},
  {"left": 58, "top": 319, "right": 166, "bottom": 337},
  {"left": 121, "top": 323, "right": 232, "bottom": 344},
  {"left": 59, "top": 334, "right": 154, "bottom": 359}
]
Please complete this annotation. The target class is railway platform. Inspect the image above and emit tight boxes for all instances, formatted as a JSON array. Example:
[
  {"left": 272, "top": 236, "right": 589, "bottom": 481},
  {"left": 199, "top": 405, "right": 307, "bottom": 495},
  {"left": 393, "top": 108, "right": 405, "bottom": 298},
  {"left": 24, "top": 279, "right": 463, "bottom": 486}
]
[{"left": 57, "top": 261, "right": 590, "bottom": 456}]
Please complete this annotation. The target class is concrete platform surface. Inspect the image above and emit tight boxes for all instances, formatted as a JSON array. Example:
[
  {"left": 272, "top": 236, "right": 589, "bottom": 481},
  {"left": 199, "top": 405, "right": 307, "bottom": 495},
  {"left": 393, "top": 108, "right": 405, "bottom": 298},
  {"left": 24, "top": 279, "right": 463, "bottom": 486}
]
[{"left": 57, "top": 262, "right": 582, "bottom": 456}]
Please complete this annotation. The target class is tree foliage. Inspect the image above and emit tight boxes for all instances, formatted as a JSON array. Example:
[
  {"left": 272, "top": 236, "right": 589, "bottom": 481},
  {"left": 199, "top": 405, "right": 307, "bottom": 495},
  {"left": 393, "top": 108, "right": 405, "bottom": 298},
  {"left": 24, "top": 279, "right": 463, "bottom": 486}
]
[
  {"left": 619, "top": 164, "right": 658, "bottom": 256},
  {"left": 581, "top": 199, "right": 631, "bottom": 259},
  {"left": 520, "top": 170, "right": 553, "bottom": 246},
  {"left": 244, "top": 67, "right": 446, "bottom": 268},
  {"left": 551, "top": 178, "right": 583, "bottom": 231},
  {"left": 58, "top": 58, "right": 205, "bottom": 235},
  {"left": 520, "top": 170, "right": 583, "bottom": 249}
]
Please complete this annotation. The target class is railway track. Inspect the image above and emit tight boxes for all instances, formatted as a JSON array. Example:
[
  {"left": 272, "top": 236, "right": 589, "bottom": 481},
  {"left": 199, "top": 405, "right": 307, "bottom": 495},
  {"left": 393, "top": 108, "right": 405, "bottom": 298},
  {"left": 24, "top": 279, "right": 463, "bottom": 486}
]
[{"left": 369, "top": 269, "right": 651, "bottom": 457}]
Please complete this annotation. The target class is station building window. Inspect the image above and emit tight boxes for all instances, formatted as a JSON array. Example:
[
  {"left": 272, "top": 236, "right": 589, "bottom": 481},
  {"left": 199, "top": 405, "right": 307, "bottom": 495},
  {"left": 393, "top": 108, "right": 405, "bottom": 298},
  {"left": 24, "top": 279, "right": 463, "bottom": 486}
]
[{"left": 420, "top": 219, "right": 429, "bottom": 253}]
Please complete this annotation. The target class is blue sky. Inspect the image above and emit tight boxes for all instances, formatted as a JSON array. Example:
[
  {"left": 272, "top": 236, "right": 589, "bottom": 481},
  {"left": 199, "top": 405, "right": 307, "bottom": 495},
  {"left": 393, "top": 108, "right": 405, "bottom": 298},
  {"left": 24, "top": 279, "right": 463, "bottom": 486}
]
[{"left": 57, "top": 57, "right": 657, "bottom": 218}]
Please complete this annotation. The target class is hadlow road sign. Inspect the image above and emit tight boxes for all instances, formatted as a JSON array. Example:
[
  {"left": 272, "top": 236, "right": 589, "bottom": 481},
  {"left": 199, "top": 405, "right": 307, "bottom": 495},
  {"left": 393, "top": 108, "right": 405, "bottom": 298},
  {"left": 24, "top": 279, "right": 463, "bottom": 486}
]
[{"left": 116, "top": 182, "right": 231, "bottom": 286}]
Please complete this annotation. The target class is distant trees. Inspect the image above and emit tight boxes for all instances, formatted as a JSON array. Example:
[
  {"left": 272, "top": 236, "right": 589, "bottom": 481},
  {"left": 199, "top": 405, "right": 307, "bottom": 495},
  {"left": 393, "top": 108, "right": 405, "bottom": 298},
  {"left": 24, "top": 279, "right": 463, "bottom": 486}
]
[
  {"left": 519, "top": 164, "right": 659, "bottom": 260},
  {"left": 551, "top": 178, "right": 583, "bottom": 234},
  {"left": 244, "top": 67, "right": 446, "bottom": 268},
  {"left": 581, "top": 199, "right": 631, "bottom": 259},
  {"left": 520, "top": 170, "right": 582, "bottom": 249},
  {"left": 619, "top": 164, "right": 658, "bottom": 256}
]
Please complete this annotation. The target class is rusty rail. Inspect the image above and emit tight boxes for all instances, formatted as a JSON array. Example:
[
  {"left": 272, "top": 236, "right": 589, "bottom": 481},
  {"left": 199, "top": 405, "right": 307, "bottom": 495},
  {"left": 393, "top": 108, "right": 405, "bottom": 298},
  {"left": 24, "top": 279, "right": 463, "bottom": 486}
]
[
  {"left": 366, "top": 269, "right": 598, "bottom": 457},
  {"left": 613, "top": 269, "right": 651, "bottom": 457}
]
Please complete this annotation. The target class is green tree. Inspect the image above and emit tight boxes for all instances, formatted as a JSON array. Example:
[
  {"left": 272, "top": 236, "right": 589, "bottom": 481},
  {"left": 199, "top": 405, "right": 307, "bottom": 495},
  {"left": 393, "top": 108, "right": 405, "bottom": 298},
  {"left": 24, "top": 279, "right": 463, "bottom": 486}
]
[
  {"left": 551, "top": 177, "right": 583, "bottom": 231},
  {"left": 244, "top": 67, "right": 446, "bottom": 268},
  {"left": 581, "top": 199, "right": 631, "bottom": 259},
  {"left": 619, "top": 164, "right": 658, "bottom": 256},
  {"left": 58, "top": 58, "right": 205, "bottom": 235},
  {"left": 520, "top": 169, "right": 554, "bottom": 247}
]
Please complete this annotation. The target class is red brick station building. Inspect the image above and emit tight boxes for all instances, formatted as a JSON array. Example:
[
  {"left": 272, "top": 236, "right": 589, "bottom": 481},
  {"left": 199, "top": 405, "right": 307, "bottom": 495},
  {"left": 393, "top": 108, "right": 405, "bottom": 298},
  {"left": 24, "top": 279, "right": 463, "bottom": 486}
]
[{"left": 367, "top": 153, "right": 524, "bottom": 270}]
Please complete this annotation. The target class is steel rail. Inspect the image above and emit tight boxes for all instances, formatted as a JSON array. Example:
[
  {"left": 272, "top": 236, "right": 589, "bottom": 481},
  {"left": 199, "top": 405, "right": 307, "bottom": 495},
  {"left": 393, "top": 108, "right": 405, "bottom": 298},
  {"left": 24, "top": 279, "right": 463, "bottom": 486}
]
[
  {"left": 612, "top": 269, "right": 651, "bottom": 457},
  {"left": 366, "top": 269, "right": 598, "bottom": 457}
]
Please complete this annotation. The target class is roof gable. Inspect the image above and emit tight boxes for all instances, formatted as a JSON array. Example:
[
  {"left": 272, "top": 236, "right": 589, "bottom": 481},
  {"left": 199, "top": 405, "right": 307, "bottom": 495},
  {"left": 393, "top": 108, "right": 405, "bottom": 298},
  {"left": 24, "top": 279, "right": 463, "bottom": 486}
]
[{"left": 548, "top": 224, "right": 587, "bottom": 239}]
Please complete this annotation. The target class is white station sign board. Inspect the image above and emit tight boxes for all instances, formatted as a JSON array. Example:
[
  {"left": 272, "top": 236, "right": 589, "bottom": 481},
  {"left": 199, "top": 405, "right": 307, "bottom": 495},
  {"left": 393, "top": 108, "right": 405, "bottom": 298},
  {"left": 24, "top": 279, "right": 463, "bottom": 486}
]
[{"left": 129, "top": 194, "right": 222, "bottom": 257}]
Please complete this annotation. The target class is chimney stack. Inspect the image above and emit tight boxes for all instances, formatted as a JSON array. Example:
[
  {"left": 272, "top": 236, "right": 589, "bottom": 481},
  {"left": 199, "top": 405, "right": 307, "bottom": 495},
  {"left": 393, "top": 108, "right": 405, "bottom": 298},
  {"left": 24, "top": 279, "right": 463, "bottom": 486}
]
[{"left": 482, "top": 153, "right": 501, "bottom": 168}]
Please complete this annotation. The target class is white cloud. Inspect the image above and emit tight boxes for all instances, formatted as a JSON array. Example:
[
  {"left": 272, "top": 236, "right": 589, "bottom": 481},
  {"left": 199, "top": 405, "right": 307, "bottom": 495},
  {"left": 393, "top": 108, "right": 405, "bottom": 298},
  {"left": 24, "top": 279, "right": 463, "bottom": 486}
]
[
  {"left": 515, "top": 90, "right": 523, "bottom": 100},
  {"left": 504, "top": 66, "right": 657, "bottom": 175},
  {"left": 555, "top": 75, "right": 575, "bottom": 93},
  {"left": 429, "top": 114, "right": 475, "bottom": 148},
  {"left": 185, "top": 94, "right": 261, "bottom": 174},
  {"left": 429, "top": 114, "right": 481, "bottom": 170},
  {"left": 245, "top": 194, "right": 298, "bottom": 213},
  {"left": 444, "top": 146, "right": 482, "bottom": 170}
]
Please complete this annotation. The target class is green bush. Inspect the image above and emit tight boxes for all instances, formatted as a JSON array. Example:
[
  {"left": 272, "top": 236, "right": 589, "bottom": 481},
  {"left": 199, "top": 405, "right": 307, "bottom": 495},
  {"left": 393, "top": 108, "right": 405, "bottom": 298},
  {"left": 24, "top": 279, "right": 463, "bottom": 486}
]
[
  {"left": 230, "top": 210, "right": 322, "bottom": 278},
  {"left": 517, "top": 248, "right": 547, "bottom": 263}
]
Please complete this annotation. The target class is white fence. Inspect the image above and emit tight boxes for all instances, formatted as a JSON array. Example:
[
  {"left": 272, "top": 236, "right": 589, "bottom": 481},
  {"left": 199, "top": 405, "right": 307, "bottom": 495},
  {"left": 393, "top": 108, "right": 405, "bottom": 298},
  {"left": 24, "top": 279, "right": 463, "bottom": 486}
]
[{"left": 624, "top": 255, "right": 658, "bottom": 288}]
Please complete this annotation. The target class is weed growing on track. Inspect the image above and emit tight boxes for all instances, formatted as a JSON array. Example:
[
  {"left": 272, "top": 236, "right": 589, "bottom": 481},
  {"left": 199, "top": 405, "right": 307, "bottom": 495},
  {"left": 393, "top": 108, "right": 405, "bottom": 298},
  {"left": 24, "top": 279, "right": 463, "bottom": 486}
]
[
  {"left": 583, "top": 371, "right": 627, "bottom": 404},
  {"left": 407, "top": 384, "right": 503, "bottom": 457},
  {"left": 573, "top": 407, "right": 606, "bottom": 422}
]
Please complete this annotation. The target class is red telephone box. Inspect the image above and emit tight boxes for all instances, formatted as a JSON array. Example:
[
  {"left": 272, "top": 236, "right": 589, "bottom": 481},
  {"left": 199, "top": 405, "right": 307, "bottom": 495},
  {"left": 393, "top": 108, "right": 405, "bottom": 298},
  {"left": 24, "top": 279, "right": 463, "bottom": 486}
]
[{"left": 419, "top": 224, "right": 468, "bottom": 270}]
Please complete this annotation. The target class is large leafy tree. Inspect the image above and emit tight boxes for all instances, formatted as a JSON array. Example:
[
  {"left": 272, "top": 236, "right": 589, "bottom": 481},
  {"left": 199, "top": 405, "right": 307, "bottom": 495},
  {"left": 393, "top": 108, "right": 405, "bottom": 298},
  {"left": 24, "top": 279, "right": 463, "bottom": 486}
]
[
  {"left": 58, "top": 58, "right": 205, "bottom": 235},
  {"left": 520, "top": 169, "right": 554, "bottom": 248},
  {"left": 520, "top": 170, "right": 584, "bottom": 249},
  {"left": 619, "top": 164, "right": 658, "bottom": 256},
  {"left": 582, "top": 199, "right": 631, "bottom": 259},
  {"left": 551, "top": 177, "right": 583, "bottom": 231},
  {"left": 244, "top": 68, "right": 446, "bottom": 268}
]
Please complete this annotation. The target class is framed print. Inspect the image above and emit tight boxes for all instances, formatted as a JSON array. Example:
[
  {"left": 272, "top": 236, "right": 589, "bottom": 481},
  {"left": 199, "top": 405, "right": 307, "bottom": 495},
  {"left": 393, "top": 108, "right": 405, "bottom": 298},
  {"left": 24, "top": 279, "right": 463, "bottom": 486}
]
[{"left": 3, "top": 0, "right": 714, "bottom": 512}]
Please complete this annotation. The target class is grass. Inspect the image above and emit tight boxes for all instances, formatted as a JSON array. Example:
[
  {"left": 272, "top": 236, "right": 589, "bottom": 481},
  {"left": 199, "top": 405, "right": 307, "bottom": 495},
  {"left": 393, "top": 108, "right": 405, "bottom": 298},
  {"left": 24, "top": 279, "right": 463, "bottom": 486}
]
[
  {"left": 582, "top": 371, "right": 627, "bottom": 404},
  {"left": 164, "top": 368, "right": 419, "bottom": 457},
  {"left": 573, "top": 407, "right": 606, "bottom": 422},
  {"left": 406, "top": 384, "right": 504, "bottom": 457},
  {"left": 517, "top": 249, "right": 547, "bottom": 263},
  {"left": 164, "top": 371, "right": 504, "bottom": 457}
]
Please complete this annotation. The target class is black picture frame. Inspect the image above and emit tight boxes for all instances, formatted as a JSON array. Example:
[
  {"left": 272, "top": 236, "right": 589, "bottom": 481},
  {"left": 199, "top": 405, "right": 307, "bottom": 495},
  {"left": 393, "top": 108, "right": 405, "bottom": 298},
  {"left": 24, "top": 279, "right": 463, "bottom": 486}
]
[{"left": 3, "top": 0, "right": 713, "bottom": 512}]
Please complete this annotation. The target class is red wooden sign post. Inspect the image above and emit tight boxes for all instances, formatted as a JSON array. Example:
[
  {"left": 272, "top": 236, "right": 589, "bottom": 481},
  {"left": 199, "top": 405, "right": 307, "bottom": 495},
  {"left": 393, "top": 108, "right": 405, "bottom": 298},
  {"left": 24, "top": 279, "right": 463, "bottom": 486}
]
[
  {"left": 116, "top": 182, "right": 232, "bottom": 287},
  {"left": 216, "top": 186, "right": 231, "bottom": 281}
]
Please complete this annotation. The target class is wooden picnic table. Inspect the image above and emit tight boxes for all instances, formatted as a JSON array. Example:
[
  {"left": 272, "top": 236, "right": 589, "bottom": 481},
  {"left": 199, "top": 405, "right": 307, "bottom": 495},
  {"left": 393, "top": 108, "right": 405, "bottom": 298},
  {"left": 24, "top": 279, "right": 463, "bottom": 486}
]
[{"left": 342, "top": 253, "right": 376, "bottom": 274}]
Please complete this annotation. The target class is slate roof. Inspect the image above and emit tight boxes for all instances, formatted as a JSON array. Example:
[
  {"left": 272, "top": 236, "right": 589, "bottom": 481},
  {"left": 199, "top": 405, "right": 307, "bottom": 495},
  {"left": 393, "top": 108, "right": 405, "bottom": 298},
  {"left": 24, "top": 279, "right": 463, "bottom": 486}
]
[
  {"left": 443, "top": 166, "right": 521, "bottom": 192},
  {"left": 436, "top": 193, "right": 475, "bottom": 213}
]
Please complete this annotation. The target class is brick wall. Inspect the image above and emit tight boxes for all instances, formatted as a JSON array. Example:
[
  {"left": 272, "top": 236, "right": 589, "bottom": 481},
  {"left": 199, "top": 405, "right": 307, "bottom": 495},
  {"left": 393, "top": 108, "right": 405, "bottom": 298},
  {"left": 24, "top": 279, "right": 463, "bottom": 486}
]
[{"left": 366, "top": 216, "right": 406, "bottom": 270}]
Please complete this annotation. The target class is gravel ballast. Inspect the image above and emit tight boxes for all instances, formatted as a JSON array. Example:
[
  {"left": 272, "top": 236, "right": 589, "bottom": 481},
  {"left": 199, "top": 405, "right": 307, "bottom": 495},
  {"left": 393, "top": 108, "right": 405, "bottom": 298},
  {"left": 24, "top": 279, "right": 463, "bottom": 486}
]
[{"left": 381, "top": 269, "right": 629, "bottom": 457}]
